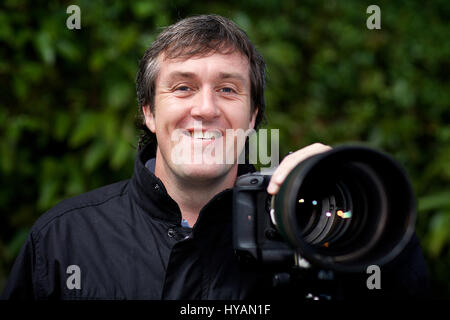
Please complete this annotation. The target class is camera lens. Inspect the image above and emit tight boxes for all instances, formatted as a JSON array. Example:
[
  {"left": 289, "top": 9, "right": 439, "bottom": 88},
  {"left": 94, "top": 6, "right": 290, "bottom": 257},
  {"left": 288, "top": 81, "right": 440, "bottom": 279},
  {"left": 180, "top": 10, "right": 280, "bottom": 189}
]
[
  {"left": 294, "top": 162, "right": 385, "bottom": 260},
  {"left": 272, "top": 146, "right": 416, "bottom": 272}
]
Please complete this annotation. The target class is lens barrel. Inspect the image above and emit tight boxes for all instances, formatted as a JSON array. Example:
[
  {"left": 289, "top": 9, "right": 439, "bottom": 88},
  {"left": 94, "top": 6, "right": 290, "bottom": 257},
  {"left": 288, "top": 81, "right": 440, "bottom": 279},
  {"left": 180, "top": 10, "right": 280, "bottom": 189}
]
[{"left": 273, "top": 145, "right": 416, "bottom": 272}]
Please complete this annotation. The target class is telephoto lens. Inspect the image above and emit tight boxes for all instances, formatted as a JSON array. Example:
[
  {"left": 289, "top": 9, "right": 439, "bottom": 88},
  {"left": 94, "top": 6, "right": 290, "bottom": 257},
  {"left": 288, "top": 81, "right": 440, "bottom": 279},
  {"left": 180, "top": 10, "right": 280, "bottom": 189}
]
[{"left": 272, "top": 145, "right": 416, "bottom": 272}]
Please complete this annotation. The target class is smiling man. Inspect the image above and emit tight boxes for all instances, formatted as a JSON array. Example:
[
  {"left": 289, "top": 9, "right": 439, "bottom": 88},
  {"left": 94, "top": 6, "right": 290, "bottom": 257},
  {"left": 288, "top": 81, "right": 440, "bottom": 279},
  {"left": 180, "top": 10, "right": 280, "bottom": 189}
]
[
  {"left": 142, "top": 51, "right": 257, "bottom": 226},
  {"left": 2, "top": 14, "right": 428, "bottom": 300},
  {"left": 136, "top": 16, "right": 330, "bottom": 228}
]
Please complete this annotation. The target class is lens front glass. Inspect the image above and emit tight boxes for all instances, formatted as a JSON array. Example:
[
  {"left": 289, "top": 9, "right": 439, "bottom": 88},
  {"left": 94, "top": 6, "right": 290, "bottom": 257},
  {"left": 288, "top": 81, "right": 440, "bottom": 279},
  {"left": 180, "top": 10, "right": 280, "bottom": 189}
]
[{"left": 294, "top": 162, "right": 381, "bottom": 258}]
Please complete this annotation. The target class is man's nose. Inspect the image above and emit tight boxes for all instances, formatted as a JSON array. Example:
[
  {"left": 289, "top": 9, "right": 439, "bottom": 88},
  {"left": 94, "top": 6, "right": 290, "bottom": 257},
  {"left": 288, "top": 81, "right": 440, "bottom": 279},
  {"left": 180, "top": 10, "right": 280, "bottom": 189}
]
[{"left": 190, "top": 87, "right": 221, "bottom": 120}]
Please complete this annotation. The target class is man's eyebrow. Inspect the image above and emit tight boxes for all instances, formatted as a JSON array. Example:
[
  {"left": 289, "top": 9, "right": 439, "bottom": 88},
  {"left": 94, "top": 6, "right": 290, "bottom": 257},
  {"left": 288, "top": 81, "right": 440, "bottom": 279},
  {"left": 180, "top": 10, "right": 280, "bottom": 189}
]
[
  {"left": 166, "top": 71, "right": 198, "bottom": 80},
  {"left": 218, "top": 72, "right": 247, "bottom": 83}
]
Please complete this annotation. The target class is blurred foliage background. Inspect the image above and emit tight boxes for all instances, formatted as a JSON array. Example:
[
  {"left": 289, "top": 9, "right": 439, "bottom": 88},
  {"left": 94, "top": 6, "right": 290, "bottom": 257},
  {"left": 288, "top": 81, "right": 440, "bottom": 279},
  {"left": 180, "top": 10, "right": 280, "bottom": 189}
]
[{"left": 0, "top": 0, "right": 449, "bottom": 298}]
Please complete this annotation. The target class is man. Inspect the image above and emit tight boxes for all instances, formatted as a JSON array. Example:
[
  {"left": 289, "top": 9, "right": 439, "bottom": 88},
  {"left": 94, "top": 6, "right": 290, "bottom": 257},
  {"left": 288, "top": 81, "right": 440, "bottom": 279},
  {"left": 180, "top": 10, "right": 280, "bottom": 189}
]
[{"left": 2, "top": 14, "right": 428, "bottom": 300}]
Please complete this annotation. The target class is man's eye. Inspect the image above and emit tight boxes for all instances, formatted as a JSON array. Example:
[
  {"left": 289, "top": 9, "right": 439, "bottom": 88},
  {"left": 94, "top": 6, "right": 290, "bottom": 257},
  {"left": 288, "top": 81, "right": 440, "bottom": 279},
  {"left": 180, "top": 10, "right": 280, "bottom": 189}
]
[
  {"left": 176, "top": 86, "right": 190, "bottom": 91},
  {"left": 220, "top": 87, "right": 235, "bottom": 93}
]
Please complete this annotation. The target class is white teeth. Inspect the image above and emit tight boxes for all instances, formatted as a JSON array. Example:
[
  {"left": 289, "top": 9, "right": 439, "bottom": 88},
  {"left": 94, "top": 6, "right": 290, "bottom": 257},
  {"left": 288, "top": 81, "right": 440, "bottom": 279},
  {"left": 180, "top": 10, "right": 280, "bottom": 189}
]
[
  {"left": 188, "top": 130, "right": 222, "bottom": 139},
  {"left": 192, "top": 131, "right": 204, "bottom": 139},
  {"left": 203, "top": 130, "right": 222, "bottom": 139}
]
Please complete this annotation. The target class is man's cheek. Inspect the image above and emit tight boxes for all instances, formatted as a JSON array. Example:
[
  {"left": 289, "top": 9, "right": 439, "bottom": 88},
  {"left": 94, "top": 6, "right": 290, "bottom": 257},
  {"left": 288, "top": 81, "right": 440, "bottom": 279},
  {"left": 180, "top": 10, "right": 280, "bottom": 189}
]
[{"left": 169, "top": 130, "right": 195, "bottom": 165}]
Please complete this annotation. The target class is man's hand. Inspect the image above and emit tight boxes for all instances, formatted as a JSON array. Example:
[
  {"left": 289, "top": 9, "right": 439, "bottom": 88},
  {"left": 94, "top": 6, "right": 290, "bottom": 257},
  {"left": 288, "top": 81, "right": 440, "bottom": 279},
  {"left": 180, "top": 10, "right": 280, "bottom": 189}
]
[{"left": 266, "top": 143, "right": 332, "bottom": 195}]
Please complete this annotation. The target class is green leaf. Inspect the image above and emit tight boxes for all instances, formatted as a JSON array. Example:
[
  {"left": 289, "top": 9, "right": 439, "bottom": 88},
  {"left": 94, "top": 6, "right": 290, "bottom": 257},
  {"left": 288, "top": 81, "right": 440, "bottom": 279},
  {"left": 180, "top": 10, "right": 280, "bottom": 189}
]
[
  {"left": 106, "top": 82, "right": 133, "bottom": 110},
  {"left": 131, "top": 1, "right": 157, "bottom": 18},
  {"left": 37, "top": 178, "right": 60, "bottom": 211},
  {"left": 69, "top": 113, "right": 99, "bottom": 147},
  {"left": 426, "top": 212, "right": 450, "bottom": 257},
  {"left": 0, "top": 140, "right": 13, "bottom": 173},
  {"left": 84, "top": 140, "right": 109, "bottom": 172},
  {"left": 418, "top": 191, "right": 450, "bottom": 212},
  {"left": 34, "top": 31, "right": 55, "bottom": 65},
  {"left": 57, "top": 39, "right": 82, "bottom": 62},
  {"left": 110, "top": 138, "right": 131, "bottom": 169},
  {"left": 53, "top": 112, "right": 71, "bottom": 141},
  {"left": 0, "top": 11, "right": 13, "bottom": 41}
]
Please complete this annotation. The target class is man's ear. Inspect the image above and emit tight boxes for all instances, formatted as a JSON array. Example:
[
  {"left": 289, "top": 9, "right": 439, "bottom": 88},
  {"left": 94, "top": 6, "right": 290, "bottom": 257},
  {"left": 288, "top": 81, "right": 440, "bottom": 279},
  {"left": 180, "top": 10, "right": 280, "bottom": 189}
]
[{"left": 142, "top": 105, "right": 156, "bottom": 133}]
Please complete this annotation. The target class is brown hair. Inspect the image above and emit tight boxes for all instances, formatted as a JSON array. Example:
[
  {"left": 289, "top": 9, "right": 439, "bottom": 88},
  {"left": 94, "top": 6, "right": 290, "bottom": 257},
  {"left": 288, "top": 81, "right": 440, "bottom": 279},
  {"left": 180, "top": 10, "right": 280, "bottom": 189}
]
[{"left": 135, "top": 14, "right": 266, "bottom": 150}]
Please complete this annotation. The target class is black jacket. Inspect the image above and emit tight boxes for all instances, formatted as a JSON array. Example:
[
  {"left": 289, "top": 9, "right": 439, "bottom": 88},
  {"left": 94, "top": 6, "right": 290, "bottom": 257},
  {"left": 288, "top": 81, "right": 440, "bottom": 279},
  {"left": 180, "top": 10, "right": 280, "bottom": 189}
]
[{"left": 1, "top": 143, "right": 430, "bottom": 300}]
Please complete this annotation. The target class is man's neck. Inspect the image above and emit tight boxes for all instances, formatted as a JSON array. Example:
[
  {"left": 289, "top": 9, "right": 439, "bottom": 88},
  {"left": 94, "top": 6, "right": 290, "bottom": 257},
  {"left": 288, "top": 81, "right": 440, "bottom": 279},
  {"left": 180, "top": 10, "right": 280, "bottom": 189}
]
[{"left": 153, "top": 152, "right": 237, "bottom": 227}]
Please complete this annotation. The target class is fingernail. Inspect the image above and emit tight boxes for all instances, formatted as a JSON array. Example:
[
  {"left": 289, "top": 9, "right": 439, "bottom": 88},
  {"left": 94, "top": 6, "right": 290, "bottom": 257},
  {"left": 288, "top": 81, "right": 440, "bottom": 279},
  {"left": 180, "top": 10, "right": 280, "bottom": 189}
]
[{"left": 267, "top": 184, "right": 277, "bottom": 194}]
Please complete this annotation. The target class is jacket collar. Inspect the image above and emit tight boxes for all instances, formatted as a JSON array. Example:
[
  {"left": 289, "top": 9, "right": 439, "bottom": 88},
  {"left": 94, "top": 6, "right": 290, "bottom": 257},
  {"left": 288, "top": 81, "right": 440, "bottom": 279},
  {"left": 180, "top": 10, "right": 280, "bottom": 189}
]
[{"left": 130, "top": 143, "right": 256, "bottom": 224}]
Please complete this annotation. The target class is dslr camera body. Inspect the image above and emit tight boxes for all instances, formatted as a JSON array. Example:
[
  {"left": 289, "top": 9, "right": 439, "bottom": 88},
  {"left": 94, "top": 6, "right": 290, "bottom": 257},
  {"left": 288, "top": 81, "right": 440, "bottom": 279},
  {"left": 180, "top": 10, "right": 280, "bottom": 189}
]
[{"left": 232, "top": 145, "right": 416, "bottom": 274}]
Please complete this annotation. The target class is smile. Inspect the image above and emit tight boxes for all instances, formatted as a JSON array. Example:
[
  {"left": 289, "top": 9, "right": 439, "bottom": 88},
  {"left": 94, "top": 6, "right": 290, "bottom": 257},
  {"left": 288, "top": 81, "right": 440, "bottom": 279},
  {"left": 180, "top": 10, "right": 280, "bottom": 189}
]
[{"left": 183, "top": 129, "right": 223, "bottom": 140}]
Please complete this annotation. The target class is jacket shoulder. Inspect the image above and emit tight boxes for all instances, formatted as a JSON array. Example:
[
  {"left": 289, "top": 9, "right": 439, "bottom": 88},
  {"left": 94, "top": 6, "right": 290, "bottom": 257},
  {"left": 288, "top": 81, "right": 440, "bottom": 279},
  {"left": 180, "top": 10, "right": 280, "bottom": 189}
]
[{"left": 31, "top": 179, "right": 130, "bottom": 236}]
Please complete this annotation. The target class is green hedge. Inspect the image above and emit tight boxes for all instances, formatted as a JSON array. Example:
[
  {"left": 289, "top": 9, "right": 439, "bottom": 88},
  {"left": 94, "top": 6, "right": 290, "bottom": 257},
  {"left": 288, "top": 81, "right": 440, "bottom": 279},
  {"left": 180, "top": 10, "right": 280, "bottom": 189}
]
[{"left": 1, "top": 0, "right": 449, "bottom": 297}]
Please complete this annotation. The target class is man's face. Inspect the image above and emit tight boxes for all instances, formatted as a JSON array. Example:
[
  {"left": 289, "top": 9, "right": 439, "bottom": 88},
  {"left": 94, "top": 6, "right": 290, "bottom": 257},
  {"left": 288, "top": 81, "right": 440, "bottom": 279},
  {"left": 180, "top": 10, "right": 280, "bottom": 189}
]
[{"left": 143, "top": 50, "right": 257, "bottom": 183}]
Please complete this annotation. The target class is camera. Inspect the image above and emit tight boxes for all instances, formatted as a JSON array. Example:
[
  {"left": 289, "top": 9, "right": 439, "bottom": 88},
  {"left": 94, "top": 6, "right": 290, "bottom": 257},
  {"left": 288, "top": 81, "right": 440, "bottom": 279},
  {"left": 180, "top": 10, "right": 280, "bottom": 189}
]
[{"left": 232, "top": 145, "right": 416, "bottom": 273}]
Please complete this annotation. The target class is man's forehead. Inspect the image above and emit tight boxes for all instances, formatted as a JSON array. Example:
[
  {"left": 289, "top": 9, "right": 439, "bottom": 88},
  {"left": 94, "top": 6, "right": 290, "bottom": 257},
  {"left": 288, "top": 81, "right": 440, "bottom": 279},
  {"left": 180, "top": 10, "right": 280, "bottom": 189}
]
[{"left": 157, "top": 50, "right": 250, "bottom": 79}]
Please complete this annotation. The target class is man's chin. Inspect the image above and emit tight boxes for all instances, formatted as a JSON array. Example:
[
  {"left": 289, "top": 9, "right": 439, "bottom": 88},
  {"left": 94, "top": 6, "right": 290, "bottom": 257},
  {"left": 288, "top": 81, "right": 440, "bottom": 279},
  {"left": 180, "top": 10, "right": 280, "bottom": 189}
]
[{"left": 176, "top": 162, "right": 235, "bottom": 183}]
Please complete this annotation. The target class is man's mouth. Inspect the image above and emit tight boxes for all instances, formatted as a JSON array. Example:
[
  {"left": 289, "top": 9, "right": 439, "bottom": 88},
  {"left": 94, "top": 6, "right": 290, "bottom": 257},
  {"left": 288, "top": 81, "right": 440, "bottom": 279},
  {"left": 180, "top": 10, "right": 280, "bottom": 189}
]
[{"left": 183, "top": 129, "right": 223, "bottom": 140}]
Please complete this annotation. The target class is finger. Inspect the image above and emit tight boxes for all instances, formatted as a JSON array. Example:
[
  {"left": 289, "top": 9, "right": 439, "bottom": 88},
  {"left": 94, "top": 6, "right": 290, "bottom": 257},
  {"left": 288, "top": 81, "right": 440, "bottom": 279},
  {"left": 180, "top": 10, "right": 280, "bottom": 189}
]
[{"left": 267, "top": 143, "right": 332, "bottom": 195}]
